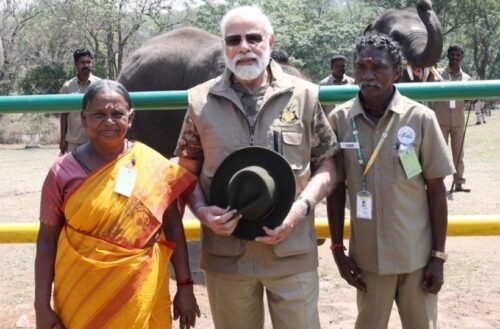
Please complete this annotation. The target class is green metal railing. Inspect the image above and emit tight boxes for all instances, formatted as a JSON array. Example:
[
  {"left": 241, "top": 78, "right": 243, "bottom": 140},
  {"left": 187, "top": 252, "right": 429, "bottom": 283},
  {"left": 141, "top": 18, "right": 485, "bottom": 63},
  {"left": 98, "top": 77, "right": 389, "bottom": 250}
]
[{"left": 1, "top": 80, "right": 498, "bottom": 114}]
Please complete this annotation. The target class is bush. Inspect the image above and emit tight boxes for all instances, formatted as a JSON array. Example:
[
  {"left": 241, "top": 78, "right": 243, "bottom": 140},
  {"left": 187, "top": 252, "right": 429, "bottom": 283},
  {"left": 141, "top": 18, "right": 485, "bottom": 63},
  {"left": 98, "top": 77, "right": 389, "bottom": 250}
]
[
  {"left": 0, "top": 113, "right": 59, "bottom": 145},
  {"left": 17, "top": 64, "right": 70, "bottom": 95}
]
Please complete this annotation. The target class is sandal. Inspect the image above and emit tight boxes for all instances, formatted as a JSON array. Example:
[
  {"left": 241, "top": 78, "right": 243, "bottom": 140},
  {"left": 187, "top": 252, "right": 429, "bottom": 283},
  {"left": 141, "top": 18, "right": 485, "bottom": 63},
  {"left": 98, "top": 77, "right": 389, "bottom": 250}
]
[{"left": 454, "top": 185, "right": 471, "bottom": 192}]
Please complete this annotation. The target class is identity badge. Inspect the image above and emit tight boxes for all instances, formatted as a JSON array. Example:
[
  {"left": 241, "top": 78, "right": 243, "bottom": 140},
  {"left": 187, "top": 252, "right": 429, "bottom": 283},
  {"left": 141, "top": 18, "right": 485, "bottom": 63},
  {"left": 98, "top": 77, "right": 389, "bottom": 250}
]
[
  {"left": 356, "top": 190, "right": 373, "bottom": 220},
  {"left": 449, "top": 100, "right": 456, "bottom": 109},
  {"left": 399, "top": 147, "right": 422, "bottom": 179},
  {"left": 340, "top": 142, "right": 360, "bottom": 149},
  {"left": 114, "top": 165, "right": 137, "bottom": 197}
]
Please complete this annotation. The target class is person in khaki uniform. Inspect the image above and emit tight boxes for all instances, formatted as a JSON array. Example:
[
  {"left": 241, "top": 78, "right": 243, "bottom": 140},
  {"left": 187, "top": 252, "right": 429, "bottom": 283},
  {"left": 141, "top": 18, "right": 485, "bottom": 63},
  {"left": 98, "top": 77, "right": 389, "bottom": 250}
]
[
  {"left": 432, "top": 44, "right": 472, "bottom": 192},
  {"left": 59, "top": 48, "right": 101, "bottom": 154},
  {"left": 175, "top": 6, "right": 338, "bottom": 329},
  {"left": 319, "top": 56, "right": 355, "bottom": 115},
  {"left": 327, "top": 33, "right": 454, "bottom": 329}
]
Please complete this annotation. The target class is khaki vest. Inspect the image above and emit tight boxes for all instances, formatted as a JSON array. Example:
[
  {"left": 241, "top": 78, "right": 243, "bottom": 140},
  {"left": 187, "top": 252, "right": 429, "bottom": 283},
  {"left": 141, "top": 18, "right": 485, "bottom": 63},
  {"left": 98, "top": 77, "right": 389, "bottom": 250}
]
[{"left": 187, "top": 62, "right": 320, "bottom": 273}]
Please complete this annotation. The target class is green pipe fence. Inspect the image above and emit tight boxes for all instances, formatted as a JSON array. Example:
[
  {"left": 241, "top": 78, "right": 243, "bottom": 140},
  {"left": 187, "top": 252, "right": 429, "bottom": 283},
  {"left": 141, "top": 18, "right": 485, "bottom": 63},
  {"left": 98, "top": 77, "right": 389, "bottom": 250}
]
[{"left": 1, "top": 80, "right": 498, "bottom": 114}]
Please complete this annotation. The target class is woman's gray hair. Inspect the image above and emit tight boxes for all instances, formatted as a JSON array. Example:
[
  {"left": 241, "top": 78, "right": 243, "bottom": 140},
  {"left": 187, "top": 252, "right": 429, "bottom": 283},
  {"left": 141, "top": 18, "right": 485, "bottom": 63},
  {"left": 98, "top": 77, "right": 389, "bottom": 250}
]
[
  {"left": 82, "top": 79, "right": 132, "bottom": 111},
  {"left": 220, "top": 6, "right": 273, "bottom": 37}
]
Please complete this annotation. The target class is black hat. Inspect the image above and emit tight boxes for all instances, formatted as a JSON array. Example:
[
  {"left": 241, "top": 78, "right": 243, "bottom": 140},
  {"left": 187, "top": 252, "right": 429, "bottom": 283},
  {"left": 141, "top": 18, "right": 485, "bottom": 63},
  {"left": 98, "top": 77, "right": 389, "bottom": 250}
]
[{"left": 210, "top": 146, "right": 296, "bottom": 240}]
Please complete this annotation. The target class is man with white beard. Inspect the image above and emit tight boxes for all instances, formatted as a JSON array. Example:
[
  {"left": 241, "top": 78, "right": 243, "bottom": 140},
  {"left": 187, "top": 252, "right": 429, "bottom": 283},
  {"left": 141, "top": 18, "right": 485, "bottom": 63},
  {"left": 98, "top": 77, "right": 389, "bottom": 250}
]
[{"left": 175, "top": 6, "right": 339, "bottom": 329}]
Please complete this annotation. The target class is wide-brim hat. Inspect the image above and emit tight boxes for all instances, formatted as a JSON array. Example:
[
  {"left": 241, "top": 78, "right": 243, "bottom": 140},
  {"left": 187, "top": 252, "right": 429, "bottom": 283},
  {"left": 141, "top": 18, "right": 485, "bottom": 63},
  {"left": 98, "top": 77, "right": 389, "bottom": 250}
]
[{"left": 210, "top": 146, "right": 296, "bottom": 240}]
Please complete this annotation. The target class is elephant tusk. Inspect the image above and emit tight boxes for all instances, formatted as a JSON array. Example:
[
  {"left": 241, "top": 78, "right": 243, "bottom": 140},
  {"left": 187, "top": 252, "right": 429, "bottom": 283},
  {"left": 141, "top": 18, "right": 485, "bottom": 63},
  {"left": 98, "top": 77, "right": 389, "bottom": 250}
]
[
  {"left": 407, "top": 66, "right": 414, "bottom": 81},
  {"left": 430, "top": 66, "right": 443, "bottom": 81},
  {"left": 423, "top": 67, "right": 430, "bottom": 81}
]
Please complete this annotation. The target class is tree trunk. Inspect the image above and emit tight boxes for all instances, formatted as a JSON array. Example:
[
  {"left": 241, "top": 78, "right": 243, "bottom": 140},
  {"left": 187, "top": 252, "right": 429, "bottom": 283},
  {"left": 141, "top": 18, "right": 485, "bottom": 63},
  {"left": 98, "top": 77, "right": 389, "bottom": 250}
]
[{"left": 106, "top": 31, "right": 115, "bottom": 79}]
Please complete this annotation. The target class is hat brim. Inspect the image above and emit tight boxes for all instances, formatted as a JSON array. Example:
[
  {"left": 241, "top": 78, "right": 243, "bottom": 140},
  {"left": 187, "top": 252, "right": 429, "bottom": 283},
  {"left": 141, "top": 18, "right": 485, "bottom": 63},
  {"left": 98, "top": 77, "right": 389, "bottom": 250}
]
[{"left": 210, "top": 146, "right": 296, "bottom": 240}]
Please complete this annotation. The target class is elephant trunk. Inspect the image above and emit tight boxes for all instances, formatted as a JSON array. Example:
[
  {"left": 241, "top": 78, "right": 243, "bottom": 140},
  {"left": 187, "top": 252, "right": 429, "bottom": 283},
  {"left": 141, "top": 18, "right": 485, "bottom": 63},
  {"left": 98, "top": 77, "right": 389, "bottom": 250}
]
[{"left": 404, "top": 0, "right": 443, "bottom": 68}]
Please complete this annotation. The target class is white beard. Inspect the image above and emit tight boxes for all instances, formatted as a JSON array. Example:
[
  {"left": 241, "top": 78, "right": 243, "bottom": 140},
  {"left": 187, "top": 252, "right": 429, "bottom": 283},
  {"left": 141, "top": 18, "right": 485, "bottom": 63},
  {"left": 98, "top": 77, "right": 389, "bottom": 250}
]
[{"left": 224, "top": 43, "right": 271, "bottom": 81}]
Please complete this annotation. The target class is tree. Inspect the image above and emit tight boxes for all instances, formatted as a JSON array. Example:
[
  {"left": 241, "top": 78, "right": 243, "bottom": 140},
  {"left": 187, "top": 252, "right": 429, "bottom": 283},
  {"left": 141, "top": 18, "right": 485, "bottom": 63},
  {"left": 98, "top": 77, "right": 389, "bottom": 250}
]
[{"left": 17, "top": 63, "right": 68, "bottom": 94}]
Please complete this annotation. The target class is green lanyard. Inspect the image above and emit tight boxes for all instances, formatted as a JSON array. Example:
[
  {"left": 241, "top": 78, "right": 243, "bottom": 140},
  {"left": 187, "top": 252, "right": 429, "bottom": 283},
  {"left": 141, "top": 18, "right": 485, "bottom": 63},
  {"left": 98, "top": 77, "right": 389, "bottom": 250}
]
[{"left": 351, "top": 112, "right": 397, "bottom": 178}]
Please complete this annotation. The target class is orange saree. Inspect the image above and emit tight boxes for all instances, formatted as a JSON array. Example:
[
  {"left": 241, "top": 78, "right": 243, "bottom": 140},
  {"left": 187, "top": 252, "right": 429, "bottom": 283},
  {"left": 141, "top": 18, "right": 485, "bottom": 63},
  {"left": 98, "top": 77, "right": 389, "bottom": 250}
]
[{"left": 53, "top": 142, "right": 195, "bottom": 328}]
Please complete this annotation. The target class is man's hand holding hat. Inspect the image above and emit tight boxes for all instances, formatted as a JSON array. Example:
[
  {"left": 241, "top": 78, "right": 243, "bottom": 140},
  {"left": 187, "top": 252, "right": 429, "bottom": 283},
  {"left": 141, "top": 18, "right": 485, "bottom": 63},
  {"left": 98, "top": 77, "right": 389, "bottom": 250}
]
[
  {"left": 256, "top": 200, "right": 307, "bottom": 245},
  {"left": 194, "top": 205, "right": 242, "bottom": 236}
]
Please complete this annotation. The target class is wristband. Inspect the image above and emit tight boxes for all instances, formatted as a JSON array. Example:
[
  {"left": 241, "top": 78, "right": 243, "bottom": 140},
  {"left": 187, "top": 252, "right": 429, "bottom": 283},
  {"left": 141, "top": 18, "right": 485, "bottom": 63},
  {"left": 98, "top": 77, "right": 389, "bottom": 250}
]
[
  {"left": 330, "top": 243, "right": 346, "bottom": 252},
  {"left": 296, "top": 196, "right": 311, "bottom": 216},
  {"left": 177, "top": 278, "right": 194, "bottom": 288},
  {"left": 431, "top": 250, "right": 448, "bottom": 262}
]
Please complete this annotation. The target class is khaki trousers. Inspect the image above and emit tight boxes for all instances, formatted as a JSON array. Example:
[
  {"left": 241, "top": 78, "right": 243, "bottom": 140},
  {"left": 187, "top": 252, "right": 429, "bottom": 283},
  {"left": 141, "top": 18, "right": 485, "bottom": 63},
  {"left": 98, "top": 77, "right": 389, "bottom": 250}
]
[
  {"left": 355, "top": 268, "right": 437, "bottom": 329},
  {"left": 205, "top": 269, "right": 320, "bottom": 329},
  {"left": 440, "top": 124, "right": 466, "bottom": 184}
]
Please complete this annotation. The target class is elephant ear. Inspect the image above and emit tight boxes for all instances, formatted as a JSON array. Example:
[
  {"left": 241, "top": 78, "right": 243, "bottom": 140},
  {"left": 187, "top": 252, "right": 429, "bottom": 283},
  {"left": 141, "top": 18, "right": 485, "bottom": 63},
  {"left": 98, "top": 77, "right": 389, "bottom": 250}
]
[{"left": 363, "top": 24, "right": 374, "bottom": 35}]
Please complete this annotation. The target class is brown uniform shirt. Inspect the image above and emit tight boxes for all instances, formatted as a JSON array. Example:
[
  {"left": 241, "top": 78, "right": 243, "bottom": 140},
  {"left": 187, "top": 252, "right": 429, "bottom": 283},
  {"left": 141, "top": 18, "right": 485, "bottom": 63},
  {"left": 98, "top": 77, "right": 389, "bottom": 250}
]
[
  {"left": 60, "top": 74, "right": 101, "bottom": 144},
  {"left": 328, "top": 89, "right": 454, "bottom": 275},
  {"left": 432, "top": 67, "right": 472, "bottom": 127},
  {"left": 319, "top": 74, "right": 356, "bottom": 116},
  {"left": 319, "top": 74, "right": 355, "bottom": 86}
]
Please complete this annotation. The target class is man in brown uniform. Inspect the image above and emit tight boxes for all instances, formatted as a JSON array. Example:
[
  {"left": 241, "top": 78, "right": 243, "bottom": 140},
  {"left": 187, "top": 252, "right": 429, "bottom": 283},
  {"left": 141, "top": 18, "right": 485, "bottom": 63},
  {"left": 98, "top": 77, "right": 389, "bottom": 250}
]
[
  {"left": 59, "top": 48, "right": 101, "bottom": 154},
  {"left": 175, "top": 6, "right": 338, "bottom": 329},
  {"left": 319, "top": 55, "right": 355, "bottom": 115},
  {"left": 327, "top": 33, "right": 454, "bottom": 329},
  {"left": 433, "top": 44, "right": 472, "bottom": 192}
]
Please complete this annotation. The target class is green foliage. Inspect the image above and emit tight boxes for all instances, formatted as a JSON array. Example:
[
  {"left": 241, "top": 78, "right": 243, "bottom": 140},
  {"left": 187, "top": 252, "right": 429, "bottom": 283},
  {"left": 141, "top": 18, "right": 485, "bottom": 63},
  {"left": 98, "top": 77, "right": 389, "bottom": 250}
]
[
  {"left": 191, "top": 0, "right": 377, "bottom": 81},
  {"left": 17, "top": 64, "right": 69, "bottom": 95},
  {"left": 0, "top": 0, "right": 499, "bottom": 96}
]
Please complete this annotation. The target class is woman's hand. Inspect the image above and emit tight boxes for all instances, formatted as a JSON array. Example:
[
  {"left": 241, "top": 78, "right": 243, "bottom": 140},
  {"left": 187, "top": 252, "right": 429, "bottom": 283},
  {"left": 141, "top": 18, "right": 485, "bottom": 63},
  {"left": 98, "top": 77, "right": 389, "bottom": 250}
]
[
  {"left": 35, "top": 305, "right": 65, "bottom": 329},
  {"left": 173, "top": 286, "right": 201, "bottom": 329}
]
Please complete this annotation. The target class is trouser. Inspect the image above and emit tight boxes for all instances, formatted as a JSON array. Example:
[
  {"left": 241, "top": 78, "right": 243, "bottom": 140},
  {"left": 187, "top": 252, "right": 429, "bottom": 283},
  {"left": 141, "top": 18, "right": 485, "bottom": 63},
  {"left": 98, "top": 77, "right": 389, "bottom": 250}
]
[
  {"left": 440, "top": 124, "right": 466, "bottom": 184},
  {"left": 355, "top": 268, "right": 438, "bottom": 329},
  {"left": 205, "top": 269, "right": 320, "bottom": 329},
  {"left": 475, "top": 109, "right": 486, "bottom": 123}
]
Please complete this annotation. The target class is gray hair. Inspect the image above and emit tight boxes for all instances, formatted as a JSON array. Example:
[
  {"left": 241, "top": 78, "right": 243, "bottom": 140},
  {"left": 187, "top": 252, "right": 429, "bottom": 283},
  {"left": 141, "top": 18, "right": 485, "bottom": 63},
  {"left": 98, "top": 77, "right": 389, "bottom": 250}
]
[
  {"left": 82, "top": 79, "right": 132, "bottom": 111},
  {"left": 220, "top": 6, "right": 273, "bottom": 37}
]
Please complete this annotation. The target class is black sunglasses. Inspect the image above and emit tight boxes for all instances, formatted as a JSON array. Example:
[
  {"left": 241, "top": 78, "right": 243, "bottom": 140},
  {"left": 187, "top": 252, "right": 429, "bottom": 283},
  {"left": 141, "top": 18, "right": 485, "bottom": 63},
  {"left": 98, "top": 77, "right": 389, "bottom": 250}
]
[{"left": 224, "top": 33, "right": 265, "bottom": 47}]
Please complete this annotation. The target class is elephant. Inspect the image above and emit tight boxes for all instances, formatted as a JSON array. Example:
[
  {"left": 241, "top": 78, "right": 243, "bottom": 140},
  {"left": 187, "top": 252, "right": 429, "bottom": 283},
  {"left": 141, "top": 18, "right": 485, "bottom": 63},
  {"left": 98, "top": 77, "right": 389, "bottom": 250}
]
[
  {"left": 365, "top": 0, "right": 443, "bottom": 82},
  {"left": 118, "top": 27, "right": 226, "bottom": 158}
]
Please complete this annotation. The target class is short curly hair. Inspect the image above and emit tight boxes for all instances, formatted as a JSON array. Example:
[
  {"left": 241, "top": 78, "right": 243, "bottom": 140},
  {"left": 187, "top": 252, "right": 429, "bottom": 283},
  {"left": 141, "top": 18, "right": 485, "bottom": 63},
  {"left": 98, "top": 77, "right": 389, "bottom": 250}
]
[
  {"left": 73, "top": 48, "right": 93, "bottom": 62},
  {"left": 447, "top": 44, "right": 464, "bottom": 55},
  {"left": 271, "top": 49, "right": 289, "bottom": 64},
  {"left": 355, "top": 33, "right": 405, "bottom": 72}
]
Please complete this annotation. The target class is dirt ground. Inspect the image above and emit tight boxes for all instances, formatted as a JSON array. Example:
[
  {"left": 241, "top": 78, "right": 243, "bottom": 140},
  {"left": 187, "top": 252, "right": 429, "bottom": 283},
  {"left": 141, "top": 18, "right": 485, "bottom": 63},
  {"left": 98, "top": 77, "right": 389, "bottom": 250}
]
[{"left": 0, "top": 111, "right": 499, "bottom": 328}]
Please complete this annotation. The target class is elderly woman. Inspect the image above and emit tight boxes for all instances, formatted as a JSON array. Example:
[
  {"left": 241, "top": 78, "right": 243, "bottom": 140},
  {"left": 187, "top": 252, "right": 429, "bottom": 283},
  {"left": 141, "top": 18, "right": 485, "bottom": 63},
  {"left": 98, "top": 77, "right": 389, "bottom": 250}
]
[{"left": 35, "top": 80, "right": 200, "bottom": 329}]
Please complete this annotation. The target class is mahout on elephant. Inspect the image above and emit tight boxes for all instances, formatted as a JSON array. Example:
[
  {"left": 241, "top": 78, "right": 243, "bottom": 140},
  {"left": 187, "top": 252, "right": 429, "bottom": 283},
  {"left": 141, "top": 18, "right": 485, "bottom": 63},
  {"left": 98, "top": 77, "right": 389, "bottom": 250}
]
[{"left": 365, "top": 0, "right": 443, "bottom": 82}]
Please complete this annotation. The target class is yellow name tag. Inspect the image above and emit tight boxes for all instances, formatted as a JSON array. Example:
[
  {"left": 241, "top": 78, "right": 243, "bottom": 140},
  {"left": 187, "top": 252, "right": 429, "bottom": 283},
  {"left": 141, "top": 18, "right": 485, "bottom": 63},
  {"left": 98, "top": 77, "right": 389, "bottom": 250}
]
[{"left": 398, "top": 147, "right": 422, "bottom": 179}]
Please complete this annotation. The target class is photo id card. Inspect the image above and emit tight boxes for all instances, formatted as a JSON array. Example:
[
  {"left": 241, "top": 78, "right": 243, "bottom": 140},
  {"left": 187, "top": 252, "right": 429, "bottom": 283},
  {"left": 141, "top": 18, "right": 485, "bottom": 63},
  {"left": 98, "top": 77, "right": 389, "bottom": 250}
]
[
  {"left": 114, "top": 166, "right": 137, "bottom": 197},
  {"left": 356, "top": 190, "right": 373, "bottom": 220},
  {"left": 398, "top": 147, "right": 422, "bottom": 179},
  {"left": 449, "top": 100, "right": 456, "bottom": 109}
]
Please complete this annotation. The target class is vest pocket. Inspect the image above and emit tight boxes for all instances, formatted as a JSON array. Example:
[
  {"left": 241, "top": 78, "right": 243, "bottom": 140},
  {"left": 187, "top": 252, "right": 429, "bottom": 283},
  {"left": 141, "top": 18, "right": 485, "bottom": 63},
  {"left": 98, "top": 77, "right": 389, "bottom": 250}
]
[
  {"left": 271, "top": 125, "right": 305, "bottom": 173},
  {"left": 201, "top": 226, "right": 244, "bottom": 256},
  {"left": 273, "top": 214, "right": 315, "bottom": 257},
  {"left": 282, "top": 131, "right": 302, "bottom": 145}
]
